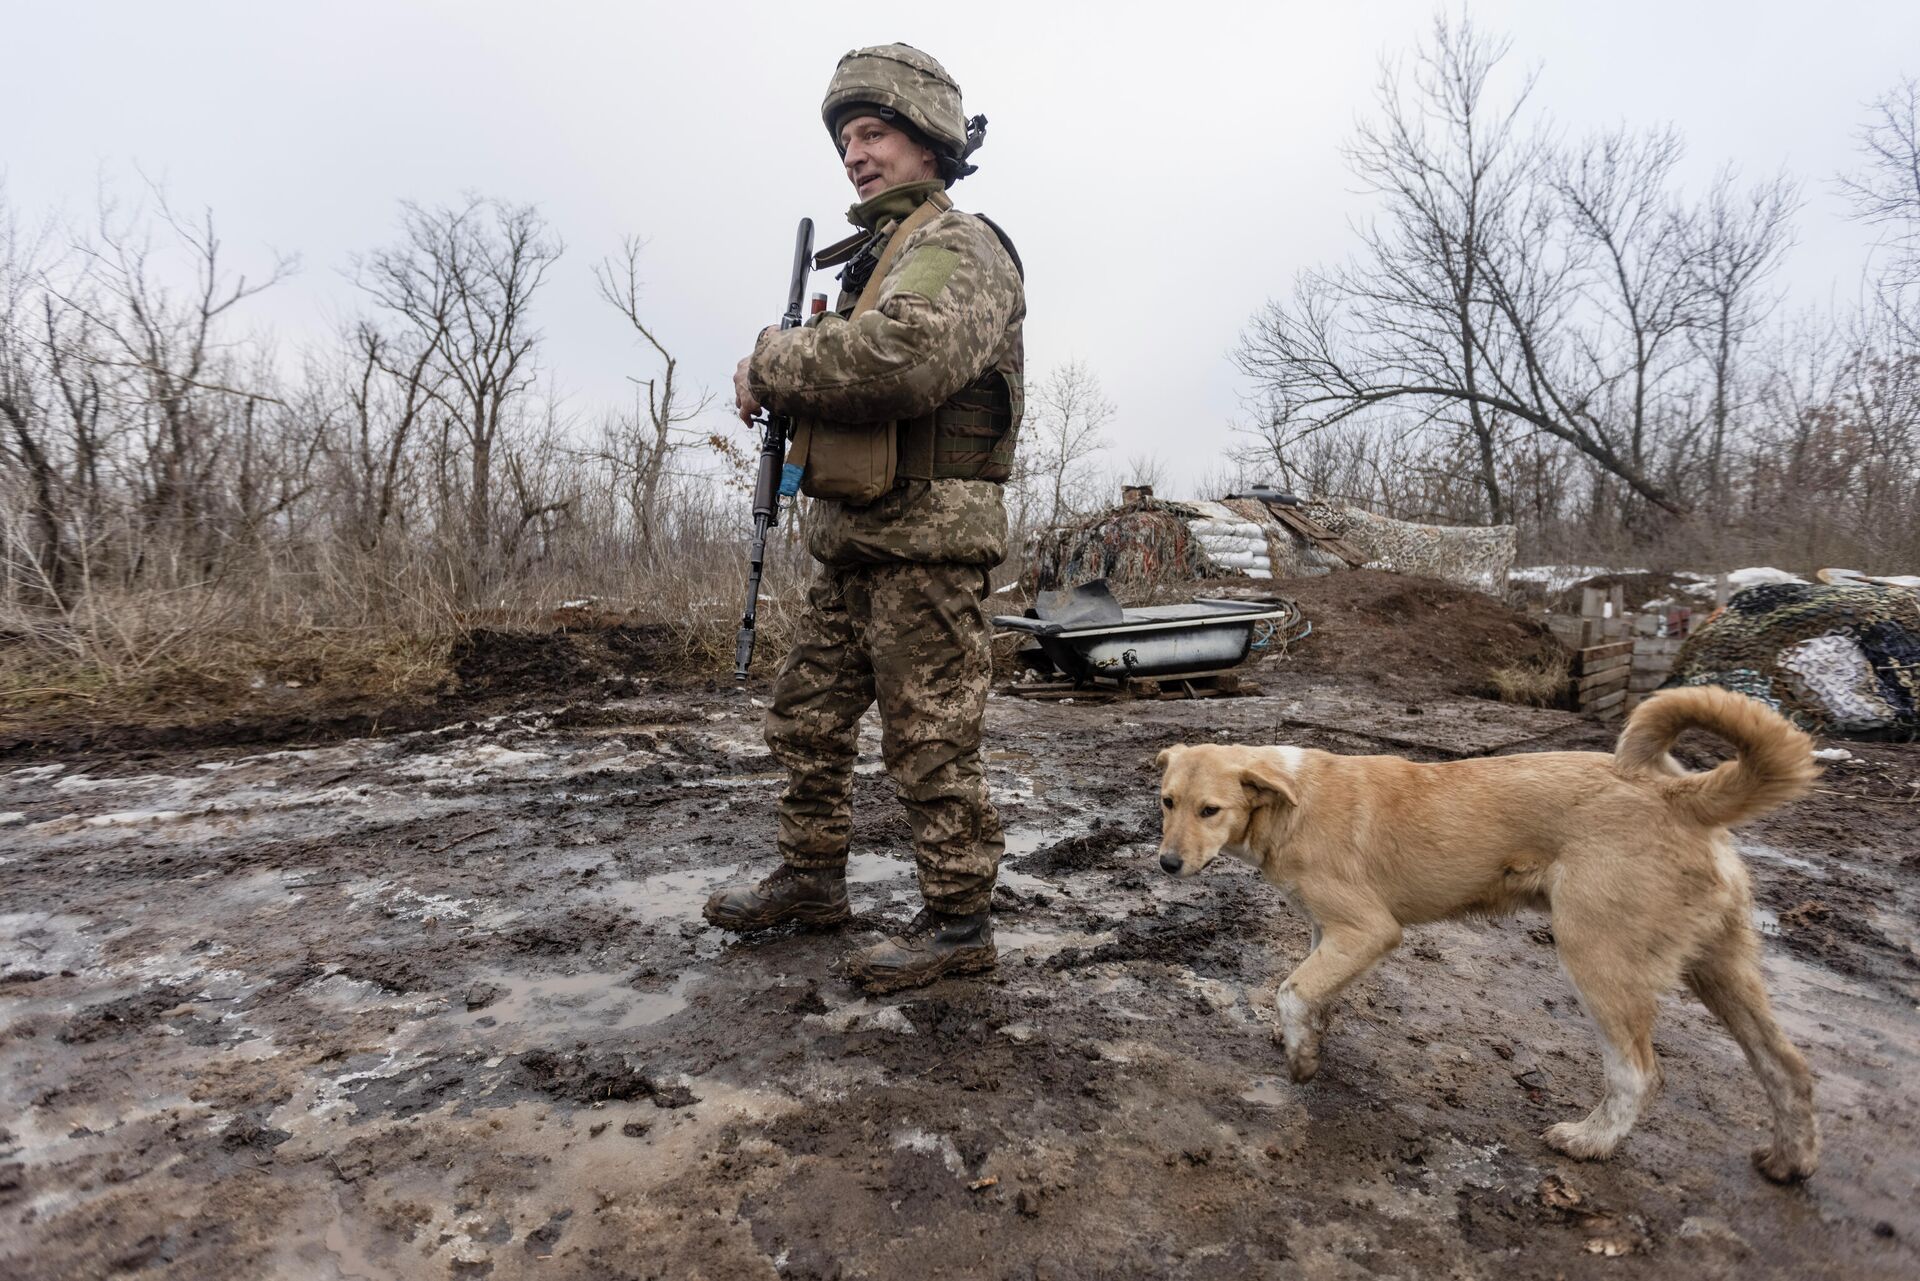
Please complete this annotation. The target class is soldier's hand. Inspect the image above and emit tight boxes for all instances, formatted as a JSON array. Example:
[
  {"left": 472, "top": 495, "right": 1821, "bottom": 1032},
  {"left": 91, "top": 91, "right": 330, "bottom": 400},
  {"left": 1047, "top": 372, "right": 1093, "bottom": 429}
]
[{"left": 734, "top": 356, "right": 761, "bottom": 424}]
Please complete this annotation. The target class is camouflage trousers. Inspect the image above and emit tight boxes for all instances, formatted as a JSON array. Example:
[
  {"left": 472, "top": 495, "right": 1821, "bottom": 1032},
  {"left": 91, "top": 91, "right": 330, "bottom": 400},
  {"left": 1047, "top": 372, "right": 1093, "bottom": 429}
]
[{"left": 766, "top": 560, "right": 1004, "bottom": 915}]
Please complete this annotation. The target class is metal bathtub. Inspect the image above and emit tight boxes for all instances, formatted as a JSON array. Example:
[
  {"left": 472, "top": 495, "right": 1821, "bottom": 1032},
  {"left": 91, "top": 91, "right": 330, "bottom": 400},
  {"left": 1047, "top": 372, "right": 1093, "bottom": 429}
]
[{"left": 993, "top": 580, "right": 1300, "bottom": 685}]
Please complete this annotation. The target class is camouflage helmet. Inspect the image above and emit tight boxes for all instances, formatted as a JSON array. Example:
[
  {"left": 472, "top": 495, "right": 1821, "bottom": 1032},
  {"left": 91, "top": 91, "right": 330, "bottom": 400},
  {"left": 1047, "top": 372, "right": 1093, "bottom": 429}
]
[{"left": 823, "top": 43, "right": 986, "bottom": 182}]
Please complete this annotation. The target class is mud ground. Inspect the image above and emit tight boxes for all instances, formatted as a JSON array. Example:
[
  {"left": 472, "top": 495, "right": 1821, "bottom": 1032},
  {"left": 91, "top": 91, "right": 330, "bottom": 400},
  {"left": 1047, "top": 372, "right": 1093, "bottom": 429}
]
[{"left": 3, "top": 657, "right": 1918, "bottom": 1278}]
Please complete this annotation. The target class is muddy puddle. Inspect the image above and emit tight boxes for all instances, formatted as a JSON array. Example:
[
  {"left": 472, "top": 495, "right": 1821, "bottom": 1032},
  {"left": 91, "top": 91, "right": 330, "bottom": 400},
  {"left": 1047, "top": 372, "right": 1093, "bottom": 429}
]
[{"left": 2, "top": 679, "right": 1917, "bottom": 1279}]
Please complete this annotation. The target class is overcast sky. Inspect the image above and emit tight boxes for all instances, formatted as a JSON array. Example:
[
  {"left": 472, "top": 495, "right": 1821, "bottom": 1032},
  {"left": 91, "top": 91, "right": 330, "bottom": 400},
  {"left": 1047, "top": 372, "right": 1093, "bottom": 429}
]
[{"left": 6, "top": 1, "right": 1916, "bottom": 495}]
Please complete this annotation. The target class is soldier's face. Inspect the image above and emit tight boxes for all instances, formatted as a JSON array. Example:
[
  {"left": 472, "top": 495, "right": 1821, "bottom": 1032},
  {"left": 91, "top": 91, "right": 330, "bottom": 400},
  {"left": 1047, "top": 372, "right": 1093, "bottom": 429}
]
[{"left": 839, "top": 116, "right": 939, "bottom": 199}]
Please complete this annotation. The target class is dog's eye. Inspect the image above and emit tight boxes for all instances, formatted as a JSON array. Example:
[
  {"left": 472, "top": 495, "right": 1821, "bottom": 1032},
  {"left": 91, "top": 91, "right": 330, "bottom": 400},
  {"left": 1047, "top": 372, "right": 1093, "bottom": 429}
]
[
  {"left": 1199, "top": 805, "right": 1221, "bottom": 818},
  {"left": 1161, "top": 796, "right": 1173, "bottom": 809}
]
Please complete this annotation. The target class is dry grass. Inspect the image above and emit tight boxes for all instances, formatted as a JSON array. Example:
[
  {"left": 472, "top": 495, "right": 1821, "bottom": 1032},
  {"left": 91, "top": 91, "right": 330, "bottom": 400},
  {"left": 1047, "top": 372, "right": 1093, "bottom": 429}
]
[
  {"left": 1488, "top": 649, "right": 1573, "bottom": 707},
  {"left": 0, "top": 530, "right": 823, "bottom": 733},
  {"left": 0, "top": 618, "right": 453, "bottom": 732}
]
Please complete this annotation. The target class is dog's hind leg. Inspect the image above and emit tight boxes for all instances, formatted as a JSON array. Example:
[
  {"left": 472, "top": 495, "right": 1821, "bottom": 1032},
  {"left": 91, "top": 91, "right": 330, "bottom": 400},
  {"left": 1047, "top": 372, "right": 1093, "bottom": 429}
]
[
  {"left": 1544, "top": 918, "right": 1671, "bottom": 1161},
  {"left": 1686, "top": 920, "right": 1818, "bottom": 1182},
  {"left": 1271, "top": 913, "right": 1401, "bottom": 1083}
]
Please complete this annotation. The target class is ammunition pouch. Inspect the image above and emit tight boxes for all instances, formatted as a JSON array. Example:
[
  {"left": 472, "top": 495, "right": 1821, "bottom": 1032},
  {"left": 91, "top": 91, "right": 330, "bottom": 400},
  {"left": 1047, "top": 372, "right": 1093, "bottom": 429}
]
[
  {"left": 787, "top": 370, "right": 1014, "bottom": 505},
  {"left": 787, "top": 418, "right": 898, "bottom": 504}
]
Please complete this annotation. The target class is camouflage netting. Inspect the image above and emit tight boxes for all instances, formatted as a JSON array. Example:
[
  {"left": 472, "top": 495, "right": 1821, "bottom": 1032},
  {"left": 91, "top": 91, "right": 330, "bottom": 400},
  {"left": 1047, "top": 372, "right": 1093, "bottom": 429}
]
[
  {"left": 1294, "top": 501, "right": 1516, "bottom": 597},
  {"left": 1669, "top": 582, "right": 1920, "bottom": 738},
  {"left": 1021, "top": 497, "right": 1515, "bottom": 597},
  {"left": 1019, "top": 504, "right": 1213, "bottom": 592}
]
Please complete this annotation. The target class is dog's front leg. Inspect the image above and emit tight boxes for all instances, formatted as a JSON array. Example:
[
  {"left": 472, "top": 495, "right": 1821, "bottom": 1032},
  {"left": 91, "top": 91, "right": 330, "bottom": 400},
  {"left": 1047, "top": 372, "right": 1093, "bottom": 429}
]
[{"left": 1272, "top": 916, "right": 1401, "bottom": 1083}]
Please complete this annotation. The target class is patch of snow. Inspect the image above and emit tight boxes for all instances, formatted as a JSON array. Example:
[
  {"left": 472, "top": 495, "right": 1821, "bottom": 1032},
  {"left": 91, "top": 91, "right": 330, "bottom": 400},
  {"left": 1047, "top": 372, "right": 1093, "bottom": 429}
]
[
  {"left": 0, "top": 812, "right": 24, "bottom": 827},
  {"left": 891, "top": 1128, "right": 966, "bottom": 1176},
  {"left": 806, "top": 996, "right": 919, "bottom": 1036},
  {"left": 54, "top": 773, "right": 168, "bottom": 794},
  {"left": 1508, "top": 564, "right": 1631, "bottom": 593},
  {"left": 6, "top": 763, "right": 67, "bottom": 782},
  {"left": 388, "top": 743, "right": 550, "bottom": 784},
  {"left": 1811, "top": 747, "right": 1853, "bottom": 762},
  {"left": 1725, "top": 566, "right": 1806, "bottom": 589},
  {"left": 83, "top": 810, "right": 188, "bottom": 827}
]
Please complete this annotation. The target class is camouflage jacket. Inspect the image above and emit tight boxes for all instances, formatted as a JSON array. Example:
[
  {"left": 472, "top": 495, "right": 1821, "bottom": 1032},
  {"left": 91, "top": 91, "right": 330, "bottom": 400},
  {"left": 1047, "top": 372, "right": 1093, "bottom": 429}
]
[{"left": 749, "top": 181, "right": 1025, "bottom": 567}]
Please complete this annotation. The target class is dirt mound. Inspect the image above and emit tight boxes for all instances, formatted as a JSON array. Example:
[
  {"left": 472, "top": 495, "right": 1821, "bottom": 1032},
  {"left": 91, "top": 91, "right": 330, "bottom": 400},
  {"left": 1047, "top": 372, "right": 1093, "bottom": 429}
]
[
  {"left": 1, "top": 621, "right": 698, "bottom": 762},
  {"left": 450, "top": 623, "right": 670, "bottom": 696},
  {"left": 1267, "top": 570, "right": 1567, "bottom": 698}
]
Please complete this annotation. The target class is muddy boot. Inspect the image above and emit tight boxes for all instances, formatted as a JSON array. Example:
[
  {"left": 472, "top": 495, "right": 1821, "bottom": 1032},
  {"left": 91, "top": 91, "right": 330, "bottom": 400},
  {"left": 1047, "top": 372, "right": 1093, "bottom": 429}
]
[
  {"left": 843, "top": 908, "right": 995, "bottom": 994},
  {"left": 702, "top": 866, "right": 852, "bottom": 932}
]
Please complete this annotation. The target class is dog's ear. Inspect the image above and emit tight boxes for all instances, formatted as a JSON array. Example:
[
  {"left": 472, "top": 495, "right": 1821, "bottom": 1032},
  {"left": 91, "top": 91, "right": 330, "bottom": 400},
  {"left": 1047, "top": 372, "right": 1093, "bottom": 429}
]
[
  {"left": 1240, "top": 757, "right": 1299, "bottom": 809},
  {"left": 1155, "top": 745, "right": 1183, "bottom": 772}
]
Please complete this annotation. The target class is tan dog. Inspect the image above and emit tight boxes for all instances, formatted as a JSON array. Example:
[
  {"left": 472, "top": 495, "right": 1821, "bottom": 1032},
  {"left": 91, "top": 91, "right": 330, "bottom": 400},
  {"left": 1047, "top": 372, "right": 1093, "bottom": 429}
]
[{"left": 1155, "top": 685, "right": 1821, "bottom": 1181}]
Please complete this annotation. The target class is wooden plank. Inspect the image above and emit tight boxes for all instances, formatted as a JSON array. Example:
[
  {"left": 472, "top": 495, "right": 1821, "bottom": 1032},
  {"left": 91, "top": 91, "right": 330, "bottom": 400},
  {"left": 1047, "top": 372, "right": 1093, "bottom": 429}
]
[
  {"left": 1266, "top": 505, "right": 1368, "bottom": 567},
  {"left": 1609, "top": 584, "right": 1626, "bottom": 617},
  {"left": 1579, "top": 641, "right": 1634, "bottom": 662},
  {"left": 1577, "top": 654, "right": 1630, "bottom": 680},
  {"left": 1586, "top": 687, "right": 1628, "bottom": 715},
  {"left": 1576, "top": 669, "right": 1630, "bottom": 695}
]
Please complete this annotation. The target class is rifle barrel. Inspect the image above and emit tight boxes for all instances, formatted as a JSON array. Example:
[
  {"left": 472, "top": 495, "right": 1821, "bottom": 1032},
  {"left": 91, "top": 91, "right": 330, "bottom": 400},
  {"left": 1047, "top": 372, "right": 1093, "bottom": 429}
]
[{"left": 735, "top": 217, "right": 816, "bottom": 681}]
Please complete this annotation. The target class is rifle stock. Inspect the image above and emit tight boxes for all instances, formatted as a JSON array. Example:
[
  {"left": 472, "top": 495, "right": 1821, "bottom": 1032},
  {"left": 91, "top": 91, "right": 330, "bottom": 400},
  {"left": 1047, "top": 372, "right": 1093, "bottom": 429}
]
[{"left": 734, "top": 217, "right": 815, "bottom": 680}]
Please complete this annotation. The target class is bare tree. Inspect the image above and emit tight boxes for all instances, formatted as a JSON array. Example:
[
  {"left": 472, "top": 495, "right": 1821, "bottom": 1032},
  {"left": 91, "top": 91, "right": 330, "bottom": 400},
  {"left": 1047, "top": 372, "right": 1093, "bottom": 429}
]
[
  {"left": 1233, "top": 17, "right": 1808, "bottom": 523},
  {"left": 1016, "top": 360, "right": 1114, "bottom": 530},
  {"left": 332, "top": 315, "right": 448, "bottom": 552},
  {"left": 356, "top": 197, "right": 560, "bottom": 575},
  {"left": 1684, "top": 168, "right": 1798, "bottom": 500},
  {"left": 591, "top": 236, "right": 712, "bottom": 558},
  {"left": 1118, "top": 450, "right": 1168, "bottom": 492},
  {"left": 65, "top": 191, "right": 297, "bottom": 571},
  {"left": 1838, "top": 76, "right": 1920, "bottom": 285},
  {"left": 1340, "top": 14, "right": 1542, "bottom": 523},
  {"left": 0, "top": 195, "right": 68, "bottom": 606}
]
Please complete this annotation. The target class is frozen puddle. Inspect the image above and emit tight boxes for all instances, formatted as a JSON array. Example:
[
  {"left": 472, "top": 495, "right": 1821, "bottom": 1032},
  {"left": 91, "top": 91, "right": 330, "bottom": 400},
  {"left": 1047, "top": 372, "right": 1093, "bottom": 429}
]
[
  {"left": 997, "top": 921, "right": 1114, "bottom": 959},
  {"left": 1740, "top": 839, "right": 1827, "bottom": 879},
  {"left": 599, "top": 864, "right": 741, "bottom": 923},
  {"left": 1240, "top": 1078, "right": 1292, "bottom": 1107},
  {"left": 467, "top": 968, "right": 700, "bottom": 1040}
]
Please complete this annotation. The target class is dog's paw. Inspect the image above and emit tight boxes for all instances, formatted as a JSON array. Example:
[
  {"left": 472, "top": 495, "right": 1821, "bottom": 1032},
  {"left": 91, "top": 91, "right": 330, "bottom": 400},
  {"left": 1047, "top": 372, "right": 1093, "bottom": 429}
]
[
  {"left": 1271, "top": 987, "right": 1322, "bottom": 1081},
  {"left": 1271, "top": 1029, "right": 1320, "bottom": 1081},
  {"left": 1751, "top": 1144, "right": 1816, "bottom": 1184},
  {"left": 1542, "top": 1121, "right": 1617, "bottom": 1162}
]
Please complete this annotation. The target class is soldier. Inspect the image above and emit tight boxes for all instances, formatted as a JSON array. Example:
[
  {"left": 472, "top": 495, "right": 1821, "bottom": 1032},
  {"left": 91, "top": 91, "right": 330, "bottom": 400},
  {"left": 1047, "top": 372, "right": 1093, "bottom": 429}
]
[{"left": 704, "top": 43, "right": 1024, "bottom": 995}]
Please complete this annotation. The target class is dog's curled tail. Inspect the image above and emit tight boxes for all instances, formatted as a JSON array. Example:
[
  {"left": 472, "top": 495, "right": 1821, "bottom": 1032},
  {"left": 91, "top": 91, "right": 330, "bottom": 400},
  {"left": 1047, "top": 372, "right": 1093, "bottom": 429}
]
[{"left": 1613, "top": 685, "right": 1819, "bottom": 828}]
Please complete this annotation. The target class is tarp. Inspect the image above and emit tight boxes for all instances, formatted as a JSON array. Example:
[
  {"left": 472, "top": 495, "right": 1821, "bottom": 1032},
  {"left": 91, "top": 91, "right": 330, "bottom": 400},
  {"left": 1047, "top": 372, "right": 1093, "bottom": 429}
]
[
  {"left": 1669, "top": 582, "right": 1920, "bottom": 738},
  {"left": 1022, "top": 496, "right": 1515, "bottom": 597}
]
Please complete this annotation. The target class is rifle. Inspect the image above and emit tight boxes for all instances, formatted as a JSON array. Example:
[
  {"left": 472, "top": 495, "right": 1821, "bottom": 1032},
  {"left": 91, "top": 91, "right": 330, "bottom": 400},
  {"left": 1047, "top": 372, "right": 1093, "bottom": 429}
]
[{"left": 734, "top": 217, "right": 816, "bottom": 680}]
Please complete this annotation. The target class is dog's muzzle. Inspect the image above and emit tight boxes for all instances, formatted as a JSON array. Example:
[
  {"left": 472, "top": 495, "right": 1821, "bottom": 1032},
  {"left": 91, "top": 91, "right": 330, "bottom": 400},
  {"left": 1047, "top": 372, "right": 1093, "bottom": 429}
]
[{"left": 1159, "top": 851, "right": 1183, "bottom": 875}]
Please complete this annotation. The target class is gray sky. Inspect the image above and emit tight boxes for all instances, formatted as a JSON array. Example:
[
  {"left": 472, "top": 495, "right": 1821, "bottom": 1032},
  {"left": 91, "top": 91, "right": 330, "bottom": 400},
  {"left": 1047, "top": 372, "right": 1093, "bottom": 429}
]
[{"left": 6, "top": 1, "right": 1916, "bottom": 494}]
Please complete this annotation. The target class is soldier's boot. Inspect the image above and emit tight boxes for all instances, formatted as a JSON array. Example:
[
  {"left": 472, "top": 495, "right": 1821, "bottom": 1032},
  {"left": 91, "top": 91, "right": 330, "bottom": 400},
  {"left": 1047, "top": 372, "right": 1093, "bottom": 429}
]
[
  {"left": 843, "top": 908, "right": 996, "bottom": 994},
  {"left": 702, "top": 865, "right": 852, "bottom": 932}
]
